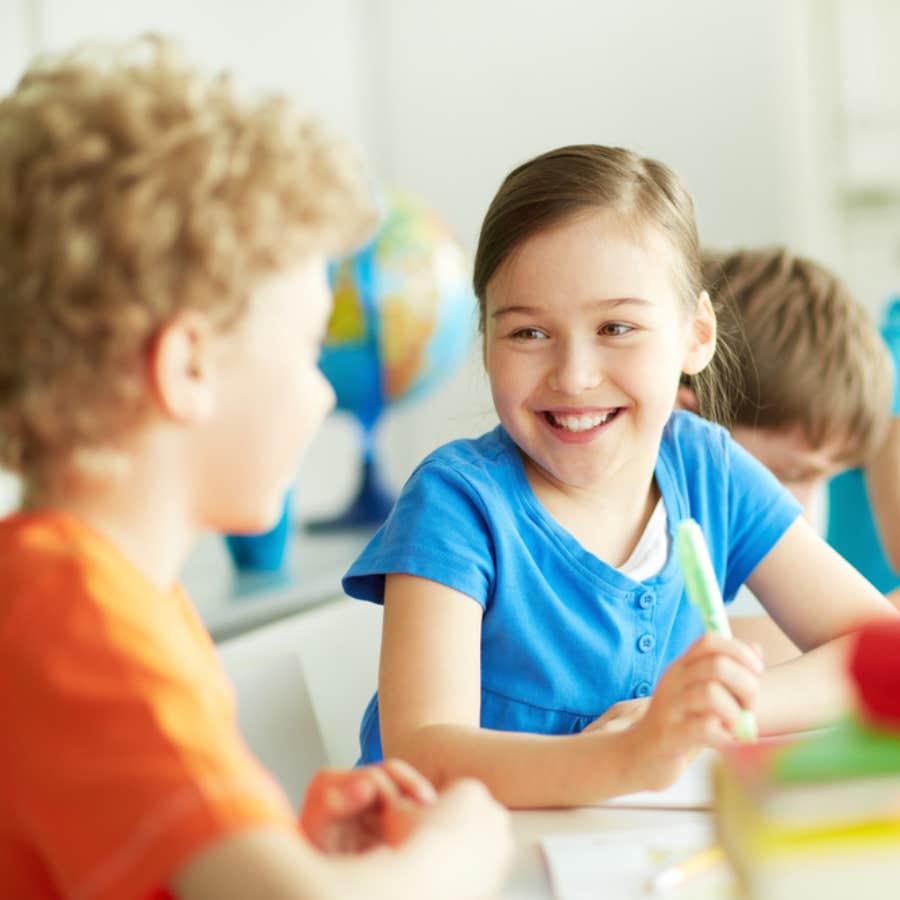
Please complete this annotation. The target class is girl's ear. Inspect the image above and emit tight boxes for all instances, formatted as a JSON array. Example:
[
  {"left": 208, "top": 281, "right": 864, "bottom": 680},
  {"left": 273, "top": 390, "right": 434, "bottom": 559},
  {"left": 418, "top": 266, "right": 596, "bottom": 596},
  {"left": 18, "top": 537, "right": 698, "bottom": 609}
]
[
  {"left": 147, "top": 311, "right": 218, "bottom": 423},
  {"left": 682, "top": 290, "right": 717, "bottom": 376}
]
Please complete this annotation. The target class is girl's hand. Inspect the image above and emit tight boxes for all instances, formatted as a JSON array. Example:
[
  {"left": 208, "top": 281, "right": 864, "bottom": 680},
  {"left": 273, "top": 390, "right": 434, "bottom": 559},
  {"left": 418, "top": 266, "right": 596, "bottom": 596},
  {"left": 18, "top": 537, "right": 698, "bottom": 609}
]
[
  {"left": 299, "top": 758, "right": 436, "bottom": 853},
  {"left": 583, "top": 698, "right": 650, "bottom": 734},
  {"left": 624, "top": 633, "right": 763, "bottom": 791}
]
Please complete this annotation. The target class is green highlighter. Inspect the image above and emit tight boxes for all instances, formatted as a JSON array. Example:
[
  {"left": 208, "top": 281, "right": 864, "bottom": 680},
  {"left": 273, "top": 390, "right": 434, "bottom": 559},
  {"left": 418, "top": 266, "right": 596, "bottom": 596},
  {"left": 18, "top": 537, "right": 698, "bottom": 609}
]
[{"left": 675, "top": 518, "right": 758, "bottom": 743}]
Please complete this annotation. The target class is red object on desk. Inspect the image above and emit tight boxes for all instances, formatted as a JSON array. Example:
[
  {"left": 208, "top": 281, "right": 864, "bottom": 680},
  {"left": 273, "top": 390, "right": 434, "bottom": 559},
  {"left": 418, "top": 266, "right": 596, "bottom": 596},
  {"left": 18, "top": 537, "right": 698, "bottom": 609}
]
[{"left": 848, "top": 620, "right": 900, "bottom": 730}]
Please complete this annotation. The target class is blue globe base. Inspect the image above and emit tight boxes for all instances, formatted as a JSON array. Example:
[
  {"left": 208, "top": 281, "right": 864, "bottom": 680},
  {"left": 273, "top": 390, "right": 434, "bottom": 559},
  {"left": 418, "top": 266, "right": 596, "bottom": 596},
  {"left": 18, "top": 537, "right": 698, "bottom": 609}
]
[{"left": 307, "top": 456, "right": 395, "bottom": 532}]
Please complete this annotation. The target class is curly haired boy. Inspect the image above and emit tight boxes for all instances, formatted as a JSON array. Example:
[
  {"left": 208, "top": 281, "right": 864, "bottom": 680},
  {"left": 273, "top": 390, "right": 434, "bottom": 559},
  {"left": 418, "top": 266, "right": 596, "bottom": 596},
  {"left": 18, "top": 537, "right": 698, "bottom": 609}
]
[{"left": 0, "top": 37, "right": 510, "bottom": 900}]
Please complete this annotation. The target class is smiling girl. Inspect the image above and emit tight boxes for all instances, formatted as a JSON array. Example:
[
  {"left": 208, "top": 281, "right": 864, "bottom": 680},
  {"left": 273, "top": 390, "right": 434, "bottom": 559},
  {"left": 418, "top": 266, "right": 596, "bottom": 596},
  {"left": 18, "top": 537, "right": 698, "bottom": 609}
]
[{"left": 343, "top": 145, "right": 897, "bottom": 808}]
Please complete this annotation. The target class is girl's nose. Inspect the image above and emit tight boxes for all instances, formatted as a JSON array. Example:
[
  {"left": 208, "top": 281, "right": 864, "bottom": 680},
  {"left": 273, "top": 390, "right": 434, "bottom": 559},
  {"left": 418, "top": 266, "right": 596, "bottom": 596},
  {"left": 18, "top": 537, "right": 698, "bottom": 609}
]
[{"left": 547, "top": 343, "right": 602, "bottom": 395}]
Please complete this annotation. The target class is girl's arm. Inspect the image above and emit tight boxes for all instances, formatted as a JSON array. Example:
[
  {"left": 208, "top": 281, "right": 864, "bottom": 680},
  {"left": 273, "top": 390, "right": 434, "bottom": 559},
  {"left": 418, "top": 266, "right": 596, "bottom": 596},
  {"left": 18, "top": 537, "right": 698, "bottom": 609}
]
[
  {"left": 730, "top": 615, "right": 800, "bottom": 667},
  {"left": 379, "top": 573, "right": 760, "bottom": 808},
  {"left": 746, "top": 516, "right": 899, "bottom": 734}
]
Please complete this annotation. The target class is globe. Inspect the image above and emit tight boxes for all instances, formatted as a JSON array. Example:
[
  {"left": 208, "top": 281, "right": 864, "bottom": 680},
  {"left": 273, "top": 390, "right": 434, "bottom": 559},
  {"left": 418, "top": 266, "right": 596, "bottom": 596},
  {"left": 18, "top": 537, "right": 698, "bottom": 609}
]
[{"left": 311, "top": 188, "right": 476, "bottom": 529}]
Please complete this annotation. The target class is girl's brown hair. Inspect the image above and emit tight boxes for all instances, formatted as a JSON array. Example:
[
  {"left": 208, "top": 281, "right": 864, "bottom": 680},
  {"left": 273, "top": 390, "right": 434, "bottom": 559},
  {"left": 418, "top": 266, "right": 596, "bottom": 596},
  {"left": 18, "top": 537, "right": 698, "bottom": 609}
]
[{"left": 472, "top": 145, "right": 737, "bottom": 425}]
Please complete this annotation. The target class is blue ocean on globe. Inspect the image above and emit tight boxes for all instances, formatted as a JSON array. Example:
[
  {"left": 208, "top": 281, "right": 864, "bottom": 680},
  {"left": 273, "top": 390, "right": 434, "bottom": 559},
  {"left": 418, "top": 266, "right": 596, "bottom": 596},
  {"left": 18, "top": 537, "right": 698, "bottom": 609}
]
[{"left": 313, "top": 188, "right": 477, "bottom": 528}]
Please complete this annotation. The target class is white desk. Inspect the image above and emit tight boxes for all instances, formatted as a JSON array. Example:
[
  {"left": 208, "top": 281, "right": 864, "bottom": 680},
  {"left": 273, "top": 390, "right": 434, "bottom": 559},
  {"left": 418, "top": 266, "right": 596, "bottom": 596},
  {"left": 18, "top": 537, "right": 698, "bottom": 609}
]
[
  {"left": 181, "top": 527, "right": 373, "bottom": 641},
  {"left": 504, "top": 805, "right": 723, "bottom": 900}
]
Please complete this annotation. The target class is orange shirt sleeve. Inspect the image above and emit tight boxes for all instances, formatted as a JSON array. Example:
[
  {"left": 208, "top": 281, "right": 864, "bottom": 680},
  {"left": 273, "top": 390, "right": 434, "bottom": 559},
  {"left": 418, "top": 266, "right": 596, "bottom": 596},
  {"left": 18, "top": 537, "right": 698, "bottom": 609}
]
[{"left": 0, "top": 540, "right": 297, "bottom": 900}]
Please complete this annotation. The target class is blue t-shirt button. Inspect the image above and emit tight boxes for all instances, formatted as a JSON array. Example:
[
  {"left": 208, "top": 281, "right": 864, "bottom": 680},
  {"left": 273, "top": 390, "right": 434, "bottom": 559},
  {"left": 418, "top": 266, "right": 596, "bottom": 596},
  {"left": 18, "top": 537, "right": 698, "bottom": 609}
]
[
  {"left": 635, "top": 681, "right": 652, "bottom": 698},
  {"left": 638, "top": 591, "right": 655, "bottom": 609},
  {"left": 637, "top": 633, "right": 656, "bottom": 653}
]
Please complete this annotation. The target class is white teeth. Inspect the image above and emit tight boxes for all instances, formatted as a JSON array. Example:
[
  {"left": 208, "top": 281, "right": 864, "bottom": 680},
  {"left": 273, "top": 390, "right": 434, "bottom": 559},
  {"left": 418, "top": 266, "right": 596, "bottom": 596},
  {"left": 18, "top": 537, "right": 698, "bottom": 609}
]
[{"left": 550, "top": 411, "right": 613, "bottom": 431}]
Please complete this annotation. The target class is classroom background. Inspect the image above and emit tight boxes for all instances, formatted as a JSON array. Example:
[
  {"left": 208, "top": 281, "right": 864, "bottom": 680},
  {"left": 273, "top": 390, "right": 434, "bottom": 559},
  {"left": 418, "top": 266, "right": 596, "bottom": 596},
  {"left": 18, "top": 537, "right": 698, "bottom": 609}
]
[{"left": 1, "top": 0, "right": 898, "bottom": 533}]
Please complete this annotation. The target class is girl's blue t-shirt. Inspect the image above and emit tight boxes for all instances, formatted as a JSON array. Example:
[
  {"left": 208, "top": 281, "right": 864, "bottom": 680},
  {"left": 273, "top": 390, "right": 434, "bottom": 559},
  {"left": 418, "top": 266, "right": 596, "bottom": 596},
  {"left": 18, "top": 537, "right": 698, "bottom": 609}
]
[{"left": 344, "top": 410, "right": 801, "bottom": 763}]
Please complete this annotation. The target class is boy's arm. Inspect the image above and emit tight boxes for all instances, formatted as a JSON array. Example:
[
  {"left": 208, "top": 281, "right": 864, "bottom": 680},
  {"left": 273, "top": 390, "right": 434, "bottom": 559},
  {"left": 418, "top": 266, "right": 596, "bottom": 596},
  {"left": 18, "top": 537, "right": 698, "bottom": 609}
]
[
  {"left": 379, "top": 575, "right": 760, "bottom": 807},
  {"left": 862, "top": 418, "right": 900, "bottom": 573},
  {"left": 745, "top": 516, "right": 899, "bottom": 734},
  {"left": 860, "top": 303, "right": 900, "bottom": 576},
  {"left": 172, "top": 780, "right": 512, "bottom": 900},
  {"left": 729, "top": 615, "right": 800, "bottom": 667}
]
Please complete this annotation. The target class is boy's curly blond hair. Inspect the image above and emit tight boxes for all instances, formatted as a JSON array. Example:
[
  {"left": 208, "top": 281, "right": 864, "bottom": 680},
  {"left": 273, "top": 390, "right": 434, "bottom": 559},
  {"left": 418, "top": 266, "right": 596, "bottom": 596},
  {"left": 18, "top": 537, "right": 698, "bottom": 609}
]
[{"left": 0, "top": 36, "right": 375, "bottom": 482}]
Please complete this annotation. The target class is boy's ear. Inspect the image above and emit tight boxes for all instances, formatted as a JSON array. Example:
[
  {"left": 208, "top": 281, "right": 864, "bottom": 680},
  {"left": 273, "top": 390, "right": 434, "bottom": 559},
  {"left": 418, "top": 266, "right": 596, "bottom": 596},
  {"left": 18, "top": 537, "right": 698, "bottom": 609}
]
[
  {"left": 676, "top": 383, "right": 700, "bottom": 413},
  {"left": 148, "top": 311, "right": 218, "bottom": 423},
  {"left": 682, "top": 290, "right": 717, "bottom": 376}
]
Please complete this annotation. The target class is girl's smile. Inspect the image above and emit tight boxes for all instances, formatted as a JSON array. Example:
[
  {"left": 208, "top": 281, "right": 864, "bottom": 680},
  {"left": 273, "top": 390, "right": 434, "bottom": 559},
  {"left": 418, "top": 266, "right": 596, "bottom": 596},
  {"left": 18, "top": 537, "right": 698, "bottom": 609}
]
[{"left": 538, "top": 406, "right": 625, "bottom": 443}]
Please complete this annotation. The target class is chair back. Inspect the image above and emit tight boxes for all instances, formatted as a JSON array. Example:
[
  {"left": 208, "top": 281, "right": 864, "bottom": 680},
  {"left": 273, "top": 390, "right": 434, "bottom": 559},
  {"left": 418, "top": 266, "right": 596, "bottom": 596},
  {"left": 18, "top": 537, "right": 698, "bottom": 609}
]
[{"left": 217, "top": 597, "right": 383, "bottom": 806}]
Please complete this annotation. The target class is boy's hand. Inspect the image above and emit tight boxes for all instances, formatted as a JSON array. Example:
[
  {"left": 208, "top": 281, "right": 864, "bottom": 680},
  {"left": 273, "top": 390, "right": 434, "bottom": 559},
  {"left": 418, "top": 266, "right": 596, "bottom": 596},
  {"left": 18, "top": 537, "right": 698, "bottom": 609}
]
[
  {"left": 624, "top": 633, "right": 762, "bottom": 791},
  {"left": 301, "top": 767, "right": 512, "bottom": 897},
  {"left": 299, "top": 759, "right": 436, "bottom": 853},
  {"left": 412, "top": 778, "right": 514, "bottom": 897}
]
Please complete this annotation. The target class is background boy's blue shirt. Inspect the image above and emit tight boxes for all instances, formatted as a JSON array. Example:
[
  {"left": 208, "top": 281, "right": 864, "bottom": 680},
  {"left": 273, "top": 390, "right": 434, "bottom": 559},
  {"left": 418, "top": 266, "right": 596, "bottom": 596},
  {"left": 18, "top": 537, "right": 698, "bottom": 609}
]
[
  {"left": 344, "top": 410, "right": 802, "bottom": 764},
  {"left": 885, "top": 298, "right": 900, "bottom": 418},
  {"left": 827, "top": 296, "right": 900, "bottom": 594}
]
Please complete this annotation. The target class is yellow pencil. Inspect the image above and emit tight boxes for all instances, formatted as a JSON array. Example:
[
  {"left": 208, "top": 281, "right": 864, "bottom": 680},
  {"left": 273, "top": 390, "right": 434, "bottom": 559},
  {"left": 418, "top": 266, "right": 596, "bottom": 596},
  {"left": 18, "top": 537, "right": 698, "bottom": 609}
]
[{"left": 646, "top": 844, "right": 725, "bottom": 894}]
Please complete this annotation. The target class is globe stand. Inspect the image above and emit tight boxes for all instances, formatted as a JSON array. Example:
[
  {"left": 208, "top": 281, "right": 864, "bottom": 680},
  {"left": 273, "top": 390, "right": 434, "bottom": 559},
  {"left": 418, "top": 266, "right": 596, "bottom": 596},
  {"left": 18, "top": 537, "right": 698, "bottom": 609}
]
[
  {"left": 224, "top": 487, "right": 295, "bottom": 571},
  {"left": 306, "top": 428, "right": 395, "bottom": 532}
]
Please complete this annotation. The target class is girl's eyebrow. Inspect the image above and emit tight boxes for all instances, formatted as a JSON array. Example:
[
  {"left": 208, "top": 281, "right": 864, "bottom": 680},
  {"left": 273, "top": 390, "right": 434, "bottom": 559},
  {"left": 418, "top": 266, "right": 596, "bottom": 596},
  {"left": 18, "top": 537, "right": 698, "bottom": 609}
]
[{"left": 491, "top": 297, "right": 652, "bottom": 319}]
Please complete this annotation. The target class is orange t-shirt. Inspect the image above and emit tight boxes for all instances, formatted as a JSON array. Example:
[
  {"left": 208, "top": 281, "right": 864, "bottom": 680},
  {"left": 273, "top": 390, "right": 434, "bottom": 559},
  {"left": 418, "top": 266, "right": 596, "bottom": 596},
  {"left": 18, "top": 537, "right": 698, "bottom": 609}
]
[{"left": 0, "top": 511, "right": 297, "bottom": 900}]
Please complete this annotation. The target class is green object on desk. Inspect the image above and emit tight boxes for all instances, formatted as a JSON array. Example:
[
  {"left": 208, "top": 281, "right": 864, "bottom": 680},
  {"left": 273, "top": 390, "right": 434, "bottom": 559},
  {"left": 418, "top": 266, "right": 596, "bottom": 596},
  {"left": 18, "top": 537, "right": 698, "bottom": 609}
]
[
  {"left": 774, "top": 716, "right": 900, "bottom": 782},
  {"left": 675, "top": 519, "right": 758, "bottom": 743}
]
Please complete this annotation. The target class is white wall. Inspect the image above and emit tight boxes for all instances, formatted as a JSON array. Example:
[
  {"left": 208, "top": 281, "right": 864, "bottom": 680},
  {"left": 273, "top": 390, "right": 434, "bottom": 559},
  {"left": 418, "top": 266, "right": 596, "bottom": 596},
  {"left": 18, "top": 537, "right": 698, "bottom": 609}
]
[
  {"left": 832, "top": 0, "right": 900, "bottom": 316},
  {"left": 320, "top": 0, "right": 825, "bottom": 519},
  {"left": 374, "top": 0, "right": 807, "bottom": 252},
  {"left": 37, "top": 0, "right": 373, "bottom": 154},
  {"left": 0, "top": 1, "right": 853, "bottom": 521},
  {"left": 0, "top": 0, "right": 34, "bottom": 91}
]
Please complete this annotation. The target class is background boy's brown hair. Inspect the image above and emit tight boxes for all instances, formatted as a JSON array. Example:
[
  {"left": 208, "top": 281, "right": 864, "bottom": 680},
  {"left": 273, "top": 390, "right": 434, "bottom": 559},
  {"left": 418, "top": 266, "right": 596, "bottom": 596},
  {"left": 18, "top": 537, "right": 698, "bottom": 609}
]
[
  {"left": 0, "top": 36, "right": 374, "bottom": 493},
  {"left": 703, "top": 247, "right": 892, "bottom": 468}
]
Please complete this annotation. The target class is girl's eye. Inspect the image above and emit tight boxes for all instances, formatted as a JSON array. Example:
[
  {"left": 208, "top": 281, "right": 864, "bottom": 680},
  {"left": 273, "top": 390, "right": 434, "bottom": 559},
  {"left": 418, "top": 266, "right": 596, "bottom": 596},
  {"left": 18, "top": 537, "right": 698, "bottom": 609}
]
[
  {"left": 511, "top": 327, "right": 548, "bottom": 341},
  {"left": 599, "top": 323, "right": 633, "bottom": 337}
]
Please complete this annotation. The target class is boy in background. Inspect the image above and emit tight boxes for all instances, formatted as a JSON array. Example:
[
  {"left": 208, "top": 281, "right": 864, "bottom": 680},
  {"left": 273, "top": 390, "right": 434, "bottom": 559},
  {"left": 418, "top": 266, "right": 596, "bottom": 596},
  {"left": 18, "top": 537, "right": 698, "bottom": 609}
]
[
  {"left": 700, "top": 248, "right": 895, "bottom": 661},
  {"left": 827, "top": 295, "right": 900, "bottom": 603},
  {"left": 0, "top": 37, "right": 510, "bottom": 900}
]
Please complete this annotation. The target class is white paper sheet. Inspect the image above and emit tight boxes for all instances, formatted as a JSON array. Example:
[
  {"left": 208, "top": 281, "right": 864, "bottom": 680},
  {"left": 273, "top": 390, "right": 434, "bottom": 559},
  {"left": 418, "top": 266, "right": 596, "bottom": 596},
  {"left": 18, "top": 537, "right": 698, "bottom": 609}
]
[
  {"left": 603, "top": 748, "right": 716, "bottom": 809},
  {"left": 540, "top": 820, "right": 728, "bottom": 900}
]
